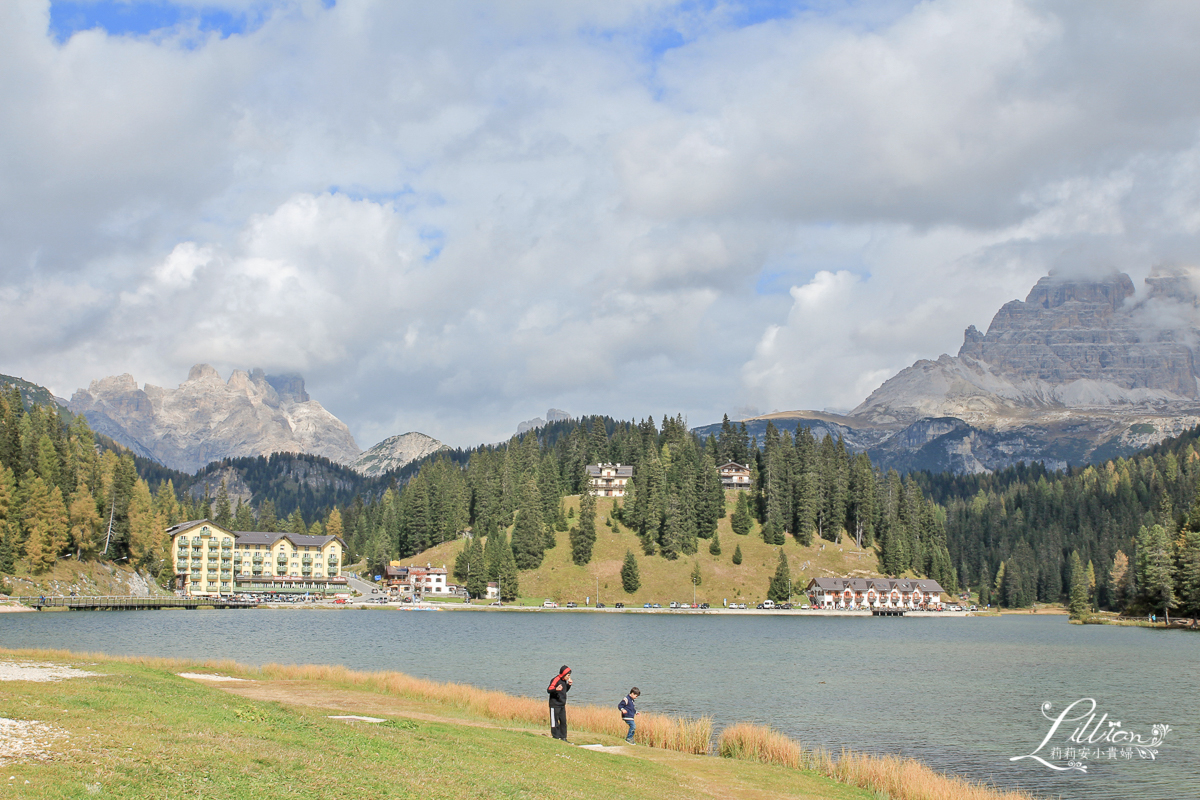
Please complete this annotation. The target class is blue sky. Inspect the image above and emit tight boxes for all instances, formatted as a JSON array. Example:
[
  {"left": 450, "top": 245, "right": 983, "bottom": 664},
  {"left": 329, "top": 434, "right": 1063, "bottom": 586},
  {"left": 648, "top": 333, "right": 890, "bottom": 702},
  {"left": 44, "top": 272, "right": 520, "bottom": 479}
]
[
  {"left": 48, "top": 1, "right": 272, "bottom": 42},
  {"left": 7, "top": 0, "right": 1200, "bottom": 447}
]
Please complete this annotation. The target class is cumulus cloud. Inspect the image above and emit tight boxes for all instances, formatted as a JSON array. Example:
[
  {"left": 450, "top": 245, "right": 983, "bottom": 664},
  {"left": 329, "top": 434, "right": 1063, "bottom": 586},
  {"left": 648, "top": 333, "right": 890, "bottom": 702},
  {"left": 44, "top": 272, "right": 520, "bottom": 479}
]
[{"left": 4, "top": 0, "right": 1200, "bottom": 447}]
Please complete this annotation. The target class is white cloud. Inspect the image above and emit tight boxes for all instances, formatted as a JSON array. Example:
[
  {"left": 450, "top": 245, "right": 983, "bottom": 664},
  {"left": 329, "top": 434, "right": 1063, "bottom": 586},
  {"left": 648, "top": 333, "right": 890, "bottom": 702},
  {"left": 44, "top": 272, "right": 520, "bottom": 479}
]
[{"left": 5, "top": 1, "right": 1200, "bottom": 447}]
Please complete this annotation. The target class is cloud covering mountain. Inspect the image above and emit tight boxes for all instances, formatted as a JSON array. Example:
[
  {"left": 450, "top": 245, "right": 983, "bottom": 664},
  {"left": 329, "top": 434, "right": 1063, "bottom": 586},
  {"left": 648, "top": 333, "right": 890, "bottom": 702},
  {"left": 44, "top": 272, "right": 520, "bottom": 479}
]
[{"left": 6, "top": 1, "right": 1200, "bottom": 446}]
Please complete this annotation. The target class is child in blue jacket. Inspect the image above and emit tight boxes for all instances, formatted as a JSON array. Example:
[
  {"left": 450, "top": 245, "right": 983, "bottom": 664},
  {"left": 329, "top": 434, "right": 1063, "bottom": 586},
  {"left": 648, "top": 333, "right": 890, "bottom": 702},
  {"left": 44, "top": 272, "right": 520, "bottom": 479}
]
[{"left": 618, "top": 687, "right": 640, "bottom": 743}]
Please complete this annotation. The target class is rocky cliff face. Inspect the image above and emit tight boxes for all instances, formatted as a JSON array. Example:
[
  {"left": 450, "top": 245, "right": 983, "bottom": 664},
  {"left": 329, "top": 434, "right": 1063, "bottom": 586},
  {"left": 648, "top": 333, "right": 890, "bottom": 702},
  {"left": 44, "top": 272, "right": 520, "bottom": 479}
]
[
  {"left": 69, "top": 365, "right": 361, "bottom": 473},
  {"left": 853, "top": 271, "right": 1200, "bottom": 426},
  {"left": 722, "top": 269, "right": 1200, "bottom": 473},
  {"left": 351, "top": 431, "right": 447, "bottom": 477}
]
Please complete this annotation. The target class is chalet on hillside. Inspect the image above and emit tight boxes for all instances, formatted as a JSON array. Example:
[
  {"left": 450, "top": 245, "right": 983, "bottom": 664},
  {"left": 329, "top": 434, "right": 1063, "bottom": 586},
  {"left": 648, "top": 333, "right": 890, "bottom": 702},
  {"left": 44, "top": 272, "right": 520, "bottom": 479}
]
[
  {"left": 586, "top": 463, "right": 633, "bottom": 497},
  {"left": 718, "top": 461, "right": 752, "bottom": 490}
]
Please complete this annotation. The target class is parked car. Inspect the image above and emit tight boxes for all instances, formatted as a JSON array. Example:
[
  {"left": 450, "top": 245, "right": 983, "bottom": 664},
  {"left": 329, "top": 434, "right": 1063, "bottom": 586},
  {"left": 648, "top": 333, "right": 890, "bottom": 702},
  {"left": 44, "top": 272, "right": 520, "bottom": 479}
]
[
  {"left": 669, "top": 601, "right": 680, "bottom": 609},
  {"left": 643, "top": 603, "right": 651, "bottom": 608},
  {"left": 969, "top": 605, "right": 978, "bottom": 611},
  {"left": 615, "top": 602, "right": 624, "bottom": 608},
  {"left": 596, "top": 602, "right": 605, "bottom": 608},
  {"left": 801, "top": 604, "right": 810, "bottom": 609},
  {"left": 371, "top": 588, "right": 379, "bottom": 593},
  {"left": 699, "top": 603, "right": 709, "bottom": 609},
  {"left": 762, "top": 599, "right": 776, "bottom": 609},
  {"left": 543, "top": 600, "right": 558, "bottom": 608},
  {"left": 651, "top": 603, "right": 662, "bottom": 608},
  {"left": 566, "top": 602, "right": 577, "bottom": 608},
  {"left": 780, "top": 602, "right": 792, "bottom": 609},
  {"left": 489, "top": 601, "right": 502, "bottom": 606}
]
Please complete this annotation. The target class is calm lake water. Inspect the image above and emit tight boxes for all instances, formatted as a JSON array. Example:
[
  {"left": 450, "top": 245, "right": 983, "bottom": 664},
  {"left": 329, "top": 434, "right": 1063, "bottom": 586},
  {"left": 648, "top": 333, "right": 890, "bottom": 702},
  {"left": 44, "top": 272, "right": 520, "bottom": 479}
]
[{"left": 3, "top": 609, "right": 1196, "bottom": 799}]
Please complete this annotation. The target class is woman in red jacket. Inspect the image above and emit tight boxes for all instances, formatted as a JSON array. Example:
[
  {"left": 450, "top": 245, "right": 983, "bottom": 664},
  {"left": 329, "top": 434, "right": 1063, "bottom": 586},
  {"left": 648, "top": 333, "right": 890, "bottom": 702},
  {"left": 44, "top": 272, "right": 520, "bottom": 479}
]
[{"left": 547, "top": 665, "right": 572, "bottom": 741}]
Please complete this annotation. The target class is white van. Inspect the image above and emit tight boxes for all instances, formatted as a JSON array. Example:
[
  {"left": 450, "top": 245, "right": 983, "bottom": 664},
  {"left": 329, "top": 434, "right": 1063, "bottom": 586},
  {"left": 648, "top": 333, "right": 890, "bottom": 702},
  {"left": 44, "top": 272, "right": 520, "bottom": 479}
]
[{"left": 761, "top": 599, "right": 775, "bottom": 609}]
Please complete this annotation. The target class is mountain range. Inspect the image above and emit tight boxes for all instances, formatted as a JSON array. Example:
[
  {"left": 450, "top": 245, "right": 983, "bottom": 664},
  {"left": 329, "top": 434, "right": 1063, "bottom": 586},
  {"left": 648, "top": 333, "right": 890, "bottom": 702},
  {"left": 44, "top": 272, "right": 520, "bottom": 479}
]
[
  {"left": 705, "top": 269, "right": 1200, "bottom": 473},
  {"left": 66, "top": 364, "right": 445, "bottom": 477}
]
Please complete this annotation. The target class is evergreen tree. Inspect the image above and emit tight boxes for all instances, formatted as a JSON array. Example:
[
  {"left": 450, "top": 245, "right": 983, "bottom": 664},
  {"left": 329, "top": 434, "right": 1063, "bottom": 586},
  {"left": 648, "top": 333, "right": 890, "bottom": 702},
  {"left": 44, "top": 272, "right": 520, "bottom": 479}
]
[
  {"left": 511, "top": 504, "right": 545, "bottom": 570},
  {"left": 257, "top": 499, "right": 278, "bottom": 532},
  {"left": 1068, "top": 551, "right": 1089, "bottom": 619},
  {"left": 731, "top": 491, "right": 752, "bottom": 535},
  {"left": 233, "top": 499, "right": 255, "bottom": 532},
  {"left": 1176, "top": 528, "right": 1200, "bottom": 619},
  {"left": 1135, "top": 523, "right": 1175, "bottom": 618},
  {"left": 732, "top": 544, "right": 743, "bottom": 565},
  {"left": 620, "top": 549, "right": 640, "bottom": 593},
  {"left": 690, "top": 561, "right": 702, "bottom": 589},
  {"left": 465, "top": 534, "right": 488, "bottom": 600},
  {"left": 1109, "top": 550, "right": 1131, "bottom": 611},
  {"left": 287, "top": 509, "right": 307, "bottom": 535},
  {"left": 978, "top": 562, "right": 992, "bottom": 607},
  {"left": 213, "top": 480, "right": 233, "bottom": 529},
  {"left": 768, "top": 548, "right": 791, "bottom": 603},
  {"left": 496, "top": 534, "right": 520, "bottom": 602},
  {"left": 570, "top": 485, "right": 597, "bottom": 565},
  {"left": 709, "top": 530, "right": 721, "bottom": 556}
]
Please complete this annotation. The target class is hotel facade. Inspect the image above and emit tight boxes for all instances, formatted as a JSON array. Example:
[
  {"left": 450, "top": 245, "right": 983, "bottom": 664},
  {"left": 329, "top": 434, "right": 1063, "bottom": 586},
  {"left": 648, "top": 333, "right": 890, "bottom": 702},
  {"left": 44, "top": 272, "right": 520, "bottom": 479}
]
[
  {"left": 167, "top": 519, "right": 348, "bottom": 598},
  {"left": 805, "top": 577, "right": 945, "bottom": 610}
]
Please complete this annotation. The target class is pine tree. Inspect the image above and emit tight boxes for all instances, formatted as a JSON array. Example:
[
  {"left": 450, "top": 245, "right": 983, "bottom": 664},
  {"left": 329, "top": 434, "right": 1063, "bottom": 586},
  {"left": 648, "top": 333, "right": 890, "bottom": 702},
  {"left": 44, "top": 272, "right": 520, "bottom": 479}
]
[
  {"left": 731, "top": 491, "right": 752, "bottom": 535},
  {"left": 690, "top": 561, "right": 702, "bottom": 589},
  {"left": 496, "top": 535, "right": 520, "bottom": 601},
  {"left": 234, "top": 499, "right": 255, "bottom": 532},
  {"left": 1109, "top": 550, "right": 1130, "bottom": 611},
  {"left": 1135, "top": 523, "right": 1175, "bottom": 619},
  {"left": 213, "top": 480, "right": 233, "bottom": 529},
  {"left": 620, "top": 549, "right": 640, "bottom": 593},
  {"left": 732, "top": 544, "right": 743, "bottom": 565},
  {"left": 511, "top": 507, "right": 545, "bottom": 570},
  {"left": 466, "top": 534, "right": 488, "bottom": 600},
  {"left": 1176, "top": 529, "right": 1200, "bottom": 619},
  {"left": 768, "top": 549, "right": 791, "bottom": 603},
  {"left": 1068, "top": 551, "right": 1089, "bottom": 619},
  {"left": 709, "top": 530, "right": 721, "bottom": 556},
  {"left": 257, "top": 500, "right": 278, "bottom": 532},
  {"left": 570, "top": 485, "right": 596, "bottom": 565}
]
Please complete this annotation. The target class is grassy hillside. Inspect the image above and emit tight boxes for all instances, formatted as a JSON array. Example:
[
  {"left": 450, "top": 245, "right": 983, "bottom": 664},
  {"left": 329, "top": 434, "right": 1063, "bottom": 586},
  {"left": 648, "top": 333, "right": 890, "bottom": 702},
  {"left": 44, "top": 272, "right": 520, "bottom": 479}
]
[{"left": 411, "top": 492, "right": 886, "bottom": 606}]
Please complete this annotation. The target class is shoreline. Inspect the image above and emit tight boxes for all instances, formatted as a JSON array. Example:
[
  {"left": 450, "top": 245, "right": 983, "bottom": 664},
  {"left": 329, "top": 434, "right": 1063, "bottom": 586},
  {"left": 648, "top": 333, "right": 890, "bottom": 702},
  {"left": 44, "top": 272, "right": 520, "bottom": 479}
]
[{"left": 0, "top": 646, "right": 1041, "bottom": 800}]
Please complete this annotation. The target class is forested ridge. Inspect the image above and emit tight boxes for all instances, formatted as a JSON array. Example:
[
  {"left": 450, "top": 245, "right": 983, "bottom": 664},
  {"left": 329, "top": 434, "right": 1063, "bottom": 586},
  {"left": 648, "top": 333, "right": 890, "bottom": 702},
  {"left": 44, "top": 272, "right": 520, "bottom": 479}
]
[
  {"left": 0, "top": 394, "right": 955, "bottom": 599},
  {"left": 920, "top": 426, "right": 1200, "bottom": 618}
]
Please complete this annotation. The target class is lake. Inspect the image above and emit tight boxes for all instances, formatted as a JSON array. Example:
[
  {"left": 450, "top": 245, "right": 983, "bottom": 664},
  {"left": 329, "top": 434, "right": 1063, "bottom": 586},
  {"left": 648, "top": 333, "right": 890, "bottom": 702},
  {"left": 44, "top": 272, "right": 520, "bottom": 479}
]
[{"left": 3, "top": 609, "right": 1195, "bottom": 799}]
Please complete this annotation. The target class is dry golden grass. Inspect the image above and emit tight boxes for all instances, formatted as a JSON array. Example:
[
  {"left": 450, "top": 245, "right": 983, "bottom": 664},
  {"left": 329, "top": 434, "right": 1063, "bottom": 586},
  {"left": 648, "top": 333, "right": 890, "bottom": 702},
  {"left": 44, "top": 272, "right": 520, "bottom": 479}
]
[
  {"left": 253, "top": 661, "right": 713, "bottom": 753},
  {"left": 717, "top": 723, "right": 1040, "bottom": 800}
]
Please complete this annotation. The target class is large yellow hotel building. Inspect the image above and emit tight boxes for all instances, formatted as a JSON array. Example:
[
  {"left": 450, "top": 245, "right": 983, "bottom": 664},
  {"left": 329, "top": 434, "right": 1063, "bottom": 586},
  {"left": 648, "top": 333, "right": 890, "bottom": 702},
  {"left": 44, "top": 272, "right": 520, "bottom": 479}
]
[{"left": 167, "top": 519, "right": 348, "bottom": 598}]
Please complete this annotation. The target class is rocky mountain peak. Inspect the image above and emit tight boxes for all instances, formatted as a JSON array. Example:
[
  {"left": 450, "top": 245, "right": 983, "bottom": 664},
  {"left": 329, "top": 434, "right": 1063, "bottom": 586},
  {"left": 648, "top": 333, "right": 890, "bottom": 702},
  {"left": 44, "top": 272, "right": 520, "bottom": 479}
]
[
  {"left": 351, "top": 431, "right": 447, "bottom": 477},
  {"left": 1022, "top": 270, "right": 1134, "bottom": 311},
  {"left": 69, "top": 365, "right": 360, "bottom": 473}
]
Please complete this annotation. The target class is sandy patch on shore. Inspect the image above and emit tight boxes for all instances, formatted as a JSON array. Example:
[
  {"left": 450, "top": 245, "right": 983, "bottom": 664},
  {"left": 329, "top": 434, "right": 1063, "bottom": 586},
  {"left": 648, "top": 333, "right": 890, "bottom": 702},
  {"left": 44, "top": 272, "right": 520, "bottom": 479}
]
[
  {"left": 0, "top": 718, "right": 67, "bottom": 765},
  {"left": 0, "top": 662, "right": 97, "bottom": 682},
  {"left": 177, "top": 673, "right": 249, "bottom": 682}
]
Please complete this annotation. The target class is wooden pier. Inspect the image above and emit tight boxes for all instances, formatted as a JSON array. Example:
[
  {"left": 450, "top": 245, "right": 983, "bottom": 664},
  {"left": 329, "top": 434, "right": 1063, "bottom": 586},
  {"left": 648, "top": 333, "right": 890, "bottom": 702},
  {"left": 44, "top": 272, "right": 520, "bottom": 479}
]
[{"left": 21, "top": 596, "right": 259, "bottom": 611}]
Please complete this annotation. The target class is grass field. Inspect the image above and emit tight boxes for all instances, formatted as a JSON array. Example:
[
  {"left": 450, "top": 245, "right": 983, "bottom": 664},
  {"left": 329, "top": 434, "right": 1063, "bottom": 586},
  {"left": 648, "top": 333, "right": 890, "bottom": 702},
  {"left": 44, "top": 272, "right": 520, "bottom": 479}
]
[
  {"left": 412, "top": 492, "right": 888, "bottom": 606},
  {"left": 0, "top": 648, "right": 874, "bottom": 800}
]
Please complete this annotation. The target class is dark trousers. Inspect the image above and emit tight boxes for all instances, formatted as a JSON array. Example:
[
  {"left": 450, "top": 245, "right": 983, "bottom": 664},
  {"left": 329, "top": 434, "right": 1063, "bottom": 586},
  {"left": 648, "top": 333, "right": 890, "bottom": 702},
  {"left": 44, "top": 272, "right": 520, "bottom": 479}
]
[{"left": 549, "top": 704, "right": 567, "bottom": 739}]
